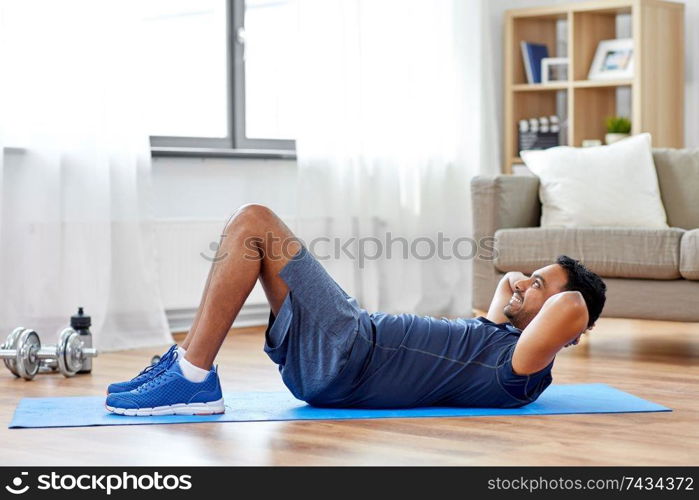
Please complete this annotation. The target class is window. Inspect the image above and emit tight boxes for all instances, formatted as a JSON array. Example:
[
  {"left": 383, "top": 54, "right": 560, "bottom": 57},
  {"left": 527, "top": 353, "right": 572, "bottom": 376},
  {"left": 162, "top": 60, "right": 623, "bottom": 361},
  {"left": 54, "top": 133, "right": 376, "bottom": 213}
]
[{"left": 145, "top": 0, "right": 297, "bottom": 153}]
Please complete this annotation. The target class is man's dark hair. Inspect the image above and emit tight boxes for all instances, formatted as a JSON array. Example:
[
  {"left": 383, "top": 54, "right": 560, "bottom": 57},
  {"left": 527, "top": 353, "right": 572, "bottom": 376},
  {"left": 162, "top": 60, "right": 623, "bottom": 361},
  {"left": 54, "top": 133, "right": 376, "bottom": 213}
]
[{"left": 556, "top": 255, "right": 607, "bottom": 328}]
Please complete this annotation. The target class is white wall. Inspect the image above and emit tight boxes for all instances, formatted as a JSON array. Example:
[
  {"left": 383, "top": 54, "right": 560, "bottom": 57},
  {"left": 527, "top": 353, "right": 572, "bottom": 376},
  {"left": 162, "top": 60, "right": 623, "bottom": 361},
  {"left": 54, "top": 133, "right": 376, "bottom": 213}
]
[
  {"left": 152, "top": 157, "right": 298, "bottom": 220},
  {"left": 152, "top": 156, "right": 298, "bottom": 329},
  {"left": 153, "top": 0, "right": 698, "bottom": 329}
]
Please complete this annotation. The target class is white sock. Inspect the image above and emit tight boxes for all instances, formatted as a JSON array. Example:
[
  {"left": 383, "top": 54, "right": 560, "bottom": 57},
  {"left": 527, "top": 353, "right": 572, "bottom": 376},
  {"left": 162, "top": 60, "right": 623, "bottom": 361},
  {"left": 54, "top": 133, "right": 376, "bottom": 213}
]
[
  {"left": 176, "top": 346, "right": 187, "bottom": 358},
  {"left": 178, "top": 356, "right": 209, "bottom": 383}
]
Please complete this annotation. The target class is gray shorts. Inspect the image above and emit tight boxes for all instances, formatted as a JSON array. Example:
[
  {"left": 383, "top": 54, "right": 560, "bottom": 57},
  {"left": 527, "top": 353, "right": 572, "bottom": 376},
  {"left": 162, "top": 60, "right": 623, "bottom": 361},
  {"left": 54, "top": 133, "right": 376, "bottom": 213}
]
[{"left": 264, "top": 246, "right": 370, "bottom": 404}]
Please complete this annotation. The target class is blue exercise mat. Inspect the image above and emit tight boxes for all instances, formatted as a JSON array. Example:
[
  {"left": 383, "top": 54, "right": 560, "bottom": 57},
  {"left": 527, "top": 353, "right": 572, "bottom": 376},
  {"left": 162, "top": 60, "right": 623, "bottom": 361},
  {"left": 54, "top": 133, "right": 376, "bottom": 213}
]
[{"left": 9, "top": 384, "right": 669, "bottom": 429}]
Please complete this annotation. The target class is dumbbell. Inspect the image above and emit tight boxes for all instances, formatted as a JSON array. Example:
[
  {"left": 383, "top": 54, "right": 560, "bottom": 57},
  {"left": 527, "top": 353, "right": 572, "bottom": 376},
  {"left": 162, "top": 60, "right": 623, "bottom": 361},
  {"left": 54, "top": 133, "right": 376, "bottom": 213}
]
[
  {"left": 1, "top": 327, "right": 98, "bottom": 380},
  {"left": 1, "top": 328, "right": 55, "bottom": 380},
  {"left": 39, "top": 358, "right": 59, "bottom": 373},
  {"left": 54, "top": 327, "right": 98, "bottom": 377}
]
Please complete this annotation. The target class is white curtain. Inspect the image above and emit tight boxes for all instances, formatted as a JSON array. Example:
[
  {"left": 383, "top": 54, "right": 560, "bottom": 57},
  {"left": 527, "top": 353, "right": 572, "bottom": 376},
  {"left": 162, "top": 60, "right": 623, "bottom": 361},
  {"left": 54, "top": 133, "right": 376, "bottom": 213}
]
[
  {"left": 294, "top": 0, "right": 498, "bottom": 316},
  {"left": 0, "top": 1, "right": 170, "bottom": 350},
  {"left": 683, "top": 0, "right": 699, "bottom": 147}
]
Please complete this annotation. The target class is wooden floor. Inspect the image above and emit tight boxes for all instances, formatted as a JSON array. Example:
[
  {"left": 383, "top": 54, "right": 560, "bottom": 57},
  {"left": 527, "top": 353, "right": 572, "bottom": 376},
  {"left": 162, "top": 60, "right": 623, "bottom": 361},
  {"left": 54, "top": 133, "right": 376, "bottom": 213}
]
[{"left": 1, "top": 317, "right": 698, "bottom": 466}]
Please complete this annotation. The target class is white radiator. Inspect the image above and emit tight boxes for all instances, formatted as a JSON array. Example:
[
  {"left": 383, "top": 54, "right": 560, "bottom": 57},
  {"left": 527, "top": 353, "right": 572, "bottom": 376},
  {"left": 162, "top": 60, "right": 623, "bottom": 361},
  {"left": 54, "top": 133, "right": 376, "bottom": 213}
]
[{"left": 153, "top": 219, "right": 270, "bottom": 332}]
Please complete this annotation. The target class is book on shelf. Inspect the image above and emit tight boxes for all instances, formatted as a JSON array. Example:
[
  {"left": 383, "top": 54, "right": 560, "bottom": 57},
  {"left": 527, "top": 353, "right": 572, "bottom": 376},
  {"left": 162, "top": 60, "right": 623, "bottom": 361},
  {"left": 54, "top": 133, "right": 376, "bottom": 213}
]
[{"left": 520, "top": 41, "right": 549, "bottom": 84}]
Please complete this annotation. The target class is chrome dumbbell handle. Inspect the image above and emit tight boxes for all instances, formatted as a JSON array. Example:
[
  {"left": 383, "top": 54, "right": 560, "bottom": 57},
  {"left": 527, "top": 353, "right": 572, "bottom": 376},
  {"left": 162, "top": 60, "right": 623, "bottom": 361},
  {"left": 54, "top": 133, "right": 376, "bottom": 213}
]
[
  {"left": 37, "top": 346, "right": 59, "bottom": 373},
  {"left": 36, "top": 346, "right": 57, "bottom": 360},
  {"left": 0, "top": 345, "right": 53, "bottom": 360},
  {"left": 40, "top": 359, "right": 59, "bottom": 373}
]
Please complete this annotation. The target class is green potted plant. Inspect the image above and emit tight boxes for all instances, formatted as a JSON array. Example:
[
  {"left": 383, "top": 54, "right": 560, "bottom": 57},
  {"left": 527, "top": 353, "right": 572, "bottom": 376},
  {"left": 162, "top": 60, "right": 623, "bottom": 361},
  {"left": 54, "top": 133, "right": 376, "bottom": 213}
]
[{"left": 605, "top": 116, "right": 632, "bottom": 145}]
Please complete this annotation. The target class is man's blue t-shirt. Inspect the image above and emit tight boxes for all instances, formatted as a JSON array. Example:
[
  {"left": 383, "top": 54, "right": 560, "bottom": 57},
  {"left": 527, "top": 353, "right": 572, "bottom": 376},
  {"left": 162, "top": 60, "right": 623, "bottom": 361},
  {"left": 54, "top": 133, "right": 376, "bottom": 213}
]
[
  {"left": 264, "top": 246, "right": 554, "bottom": 409},
  {"left": 319, "top": 313, "right": 554, "bottom": 409}
]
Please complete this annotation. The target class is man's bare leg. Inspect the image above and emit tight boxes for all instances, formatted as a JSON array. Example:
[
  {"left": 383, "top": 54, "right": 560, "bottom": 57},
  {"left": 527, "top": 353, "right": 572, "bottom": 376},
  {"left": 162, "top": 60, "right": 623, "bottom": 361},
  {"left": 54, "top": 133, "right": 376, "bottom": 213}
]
[{"left": 180, "top": 204, "right": 301, "bottom": 370}]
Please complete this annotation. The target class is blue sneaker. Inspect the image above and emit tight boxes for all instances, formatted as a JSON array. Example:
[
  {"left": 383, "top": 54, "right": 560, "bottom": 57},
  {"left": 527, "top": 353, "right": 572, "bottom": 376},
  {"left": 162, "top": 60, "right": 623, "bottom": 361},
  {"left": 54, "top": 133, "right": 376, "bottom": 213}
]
[
  {"left": 105, "top": 355, "right": 224, "bottom": 416},
  {"left": 107, "top": 345, "right": 179, "bottom": 394}
]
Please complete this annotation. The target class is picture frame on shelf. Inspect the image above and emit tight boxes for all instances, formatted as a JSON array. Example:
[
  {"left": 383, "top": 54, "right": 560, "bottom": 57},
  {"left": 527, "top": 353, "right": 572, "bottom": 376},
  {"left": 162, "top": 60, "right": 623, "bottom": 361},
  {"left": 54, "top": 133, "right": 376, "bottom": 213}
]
[
  {"left": 588, "top": 38, "right": 634, "bottom": 80},
  {"left": 541, "top": 57, "right": 569, "bottom": 84}
]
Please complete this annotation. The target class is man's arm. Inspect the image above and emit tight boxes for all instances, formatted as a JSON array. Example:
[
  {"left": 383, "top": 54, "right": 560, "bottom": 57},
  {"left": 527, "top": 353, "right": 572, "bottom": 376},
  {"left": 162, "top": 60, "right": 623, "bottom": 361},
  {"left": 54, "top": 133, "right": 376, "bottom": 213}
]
[
  {"left": 511, "top": 291, "right": 589, "bottom": 375},
  {"left": 486, "top": 271, "right": 526, "bottom": 323}
]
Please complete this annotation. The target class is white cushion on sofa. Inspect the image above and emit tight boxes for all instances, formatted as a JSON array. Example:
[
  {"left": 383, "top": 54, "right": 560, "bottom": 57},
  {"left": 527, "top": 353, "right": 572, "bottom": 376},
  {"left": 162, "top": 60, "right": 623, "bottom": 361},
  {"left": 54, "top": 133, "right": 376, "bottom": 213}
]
[{"left": 520, "top": 133, "right": 668, "bottom": 228}]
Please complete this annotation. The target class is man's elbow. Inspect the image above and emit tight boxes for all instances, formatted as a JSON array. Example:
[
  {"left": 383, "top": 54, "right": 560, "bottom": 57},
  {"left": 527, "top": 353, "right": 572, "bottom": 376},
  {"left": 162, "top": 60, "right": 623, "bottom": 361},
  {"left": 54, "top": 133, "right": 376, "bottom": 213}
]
[
  {"left": 557, "top": 290, "right": 585, "bottom": 307},
  {"left": 547, "top": 291, "right": 588, "bottom": 323}
]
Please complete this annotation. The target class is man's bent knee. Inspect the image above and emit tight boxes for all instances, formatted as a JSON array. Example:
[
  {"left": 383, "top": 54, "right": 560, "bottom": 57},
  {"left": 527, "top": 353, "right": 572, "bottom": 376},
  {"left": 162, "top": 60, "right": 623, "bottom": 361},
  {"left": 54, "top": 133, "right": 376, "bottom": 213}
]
[
  {"left": 234, "top": 203, "right": 276, "bottom": 221},
  {"left": 225, "top": 204, "right": 276, "bottom": 234}
]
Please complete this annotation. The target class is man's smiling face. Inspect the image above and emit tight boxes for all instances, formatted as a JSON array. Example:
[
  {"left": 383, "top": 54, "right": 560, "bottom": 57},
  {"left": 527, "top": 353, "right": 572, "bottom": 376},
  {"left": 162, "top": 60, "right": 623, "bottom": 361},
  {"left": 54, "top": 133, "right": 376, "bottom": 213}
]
[{"left": 503, "top": 263, "right": 570, "bottom": 330}]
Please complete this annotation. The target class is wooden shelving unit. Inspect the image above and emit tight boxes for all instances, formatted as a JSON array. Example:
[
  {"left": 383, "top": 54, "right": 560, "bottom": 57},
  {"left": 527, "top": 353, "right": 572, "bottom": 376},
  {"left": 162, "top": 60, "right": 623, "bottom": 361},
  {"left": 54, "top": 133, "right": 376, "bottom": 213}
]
[{"left": 503, "top": 0, "right": 684, "bottom": 173}]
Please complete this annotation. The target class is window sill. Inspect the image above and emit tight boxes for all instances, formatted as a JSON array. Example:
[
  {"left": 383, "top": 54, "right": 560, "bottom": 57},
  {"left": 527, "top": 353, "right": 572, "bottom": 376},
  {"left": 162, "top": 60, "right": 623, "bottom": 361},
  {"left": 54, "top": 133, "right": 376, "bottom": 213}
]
[{"left": 151, "top": 147, "right": 296, "bottom": 160}]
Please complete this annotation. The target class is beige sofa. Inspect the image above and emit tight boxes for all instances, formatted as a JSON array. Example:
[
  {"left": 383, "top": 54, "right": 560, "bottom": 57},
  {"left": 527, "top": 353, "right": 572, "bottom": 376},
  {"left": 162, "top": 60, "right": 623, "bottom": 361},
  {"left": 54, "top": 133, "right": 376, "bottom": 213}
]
[{"left": 471, "top": 149, "right": 699, "bottom": 322}]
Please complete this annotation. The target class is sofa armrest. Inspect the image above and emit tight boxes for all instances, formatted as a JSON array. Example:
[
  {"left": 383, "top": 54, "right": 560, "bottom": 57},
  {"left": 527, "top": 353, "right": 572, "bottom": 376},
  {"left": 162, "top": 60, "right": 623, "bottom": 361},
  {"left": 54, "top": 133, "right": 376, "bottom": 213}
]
[
  {"left": 471, "top": 175, "right": 541, "bottom": 238},
  {"left": 470, "top": 175, "right": 541, "bottom": 311}
]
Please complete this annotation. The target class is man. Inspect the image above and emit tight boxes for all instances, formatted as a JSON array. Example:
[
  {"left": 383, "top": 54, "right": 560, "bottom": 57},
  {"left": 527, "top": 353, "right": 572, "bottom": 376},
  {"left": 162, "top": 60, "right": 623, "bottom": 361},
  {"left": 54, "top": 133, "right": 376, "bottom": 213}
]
[{"left": 105, "top": 204, "right": 606, "bottom": 415}]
